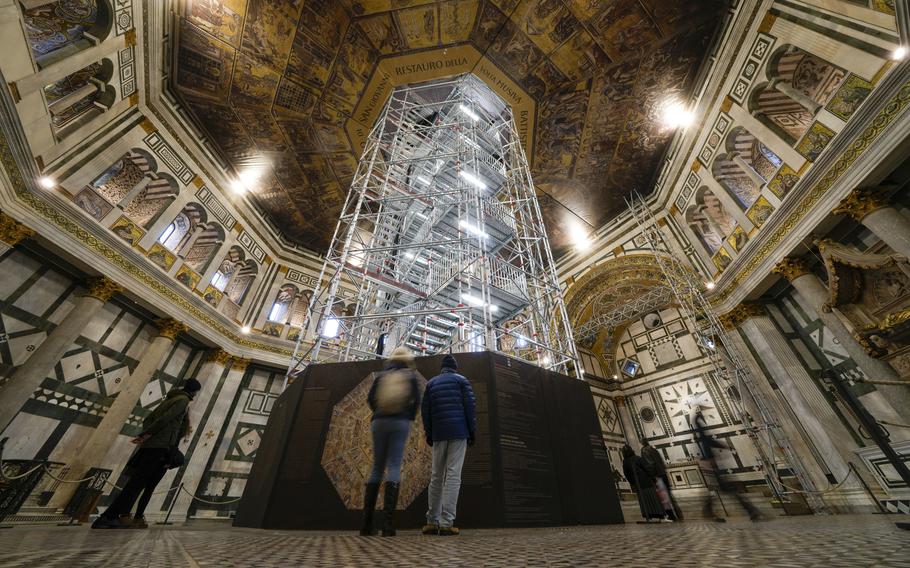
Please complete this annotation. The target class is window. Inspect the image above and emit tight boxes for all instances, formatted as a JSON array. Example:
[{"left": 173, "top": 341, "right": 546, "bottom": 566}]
[
  {"left": 210, "top": 270, "right": 229, "bottom": 292},
  {"left": 268, "top": 301, "right": 288, "bottom": 323}
]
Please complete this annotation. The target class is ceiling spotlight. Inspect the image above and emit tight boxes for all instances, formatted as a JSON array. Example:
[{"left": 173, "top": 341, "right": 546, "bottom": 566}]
[
  {"left": 662, "top": 100, "right": 694, "bottom": 129},
  {"left": 241, "top": 325, "right": 251, "bottom": 334},
  {"left": 569, "top": 223, "right": 592, "bottom": 251},
  {"left": 230, "top": 179, "right": 247, "bottom": 194},
  {"left": 612, "top": 374, "right": 618, "bottom": 379},
  {"left": 38, "top": 176, "right": 55, "bottom": 189},
  {"left": 892, "top": 46, "right": 908, "bottom": 60},
  {"left": 705, "top": 281, "right": 716, "bottom": 290}
]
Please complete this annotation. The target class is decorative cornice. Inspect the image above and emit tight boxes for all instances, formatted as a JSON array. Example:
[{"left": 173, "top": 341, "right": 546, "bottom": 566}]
[
  {"left": 83, "top": 276, "right": 123, "bottom": 302},
  {"left": 832, "top": 187, "right": 891, "bottom": 221},
  {"left": 719, "top": 303, "right": 765, "bottom": 330},
  {"left": 0, "top": 211, "right": 35, "bottom": 246},
  {"left": 233, "top": 357, "right": 253, "bottom": 371},
  {"left": 155, "top": 318, "right": 188, "bottom": 339},
  {"left": 205, "top": 348, "right": 232, "bottom": 365},
  {"left": 772, "top": 257, "right": 811, "bottom": 282}
]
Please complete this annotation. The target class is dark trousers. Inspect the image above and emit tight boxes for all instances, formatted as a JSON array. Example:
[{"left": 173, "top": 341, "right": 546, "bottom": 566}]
[
  {"left": 102, "top": 448, "right": 168, "bottom": 519},
  {"left": 702, "top": 462, "right": 758, "bottom": 518}
]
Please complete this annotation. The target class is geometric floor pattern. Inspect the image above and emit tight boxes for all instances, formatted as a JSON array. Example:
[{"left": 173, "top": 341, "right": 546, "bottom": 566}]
[{"left": 0, "top": 516, "right": 908, "bottom": 568}]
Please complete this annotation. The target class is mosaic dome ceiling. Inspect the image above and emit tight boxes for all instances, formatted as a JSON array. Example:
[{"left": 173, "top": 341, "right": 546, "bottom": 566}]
[{"left": 172, "top": 0, "right": 726, "bottom": 254}]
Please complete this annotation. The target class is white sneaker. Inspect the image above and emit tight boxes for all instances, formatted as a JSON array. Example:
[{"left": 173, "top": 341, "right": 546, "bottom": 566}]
[{"left": 661, "top": 518, "right": 674, "bottom": 523}]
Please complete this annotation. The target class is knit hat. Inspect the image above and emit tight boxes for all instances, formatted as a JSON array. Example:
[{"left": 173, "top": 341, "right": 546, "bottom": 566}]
[
  {"left": 183, "top": 378, "right": 202, "bottom": 394},
  {"left": 389, "top": 346, "right": 415, "bottom": 367},
  {"left": 441, "top": 354, "right": 458, "bottom": 370}
]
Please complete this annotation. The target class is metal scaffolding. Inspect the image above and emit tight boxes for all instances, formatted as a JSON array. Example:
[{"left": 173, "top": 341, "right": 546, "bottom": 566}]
[
  {"left": 287, "top": 75, "right": 580, "bottom": 380},
  {"left": 626, "top": 191, "right": 826, "bottom": 513}
]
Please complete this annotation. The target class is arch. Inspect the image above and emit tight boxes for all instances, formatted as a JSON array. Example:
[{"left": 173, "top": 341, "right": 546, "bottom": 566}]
[
  {"left": 711, "top": 153, "right": 761, "bottom": 209},
  {"left": 694, "top": 186, "right": 737, "bottom": 238},
  {"left": 122, "top": 172, "right": 179, "bottom": 228},
  {"left": 158, "top": 202, "right": 206, "bottom": 251},
  {"left": 749, "top": 45, "right": 847, "bottom": 144},
  {"left": 209, "top": 245, "right": 245, "bottom": 291},
  {"left": 724, "top": 126, "right": 782, "bottom": 182},
  {"left": 226, "top": 259, "right": 258, "bottom": 305},
  {"left": 182, "top": 222, "right": 224, "bottom": 272},
  {"left": 268, "top": 284, "right": 299, "bottom": 323},
  {"left": 44, "top": 60, "right": 108, "bottom": 130},
  {"left": 23, "top": 0, "right": 103, "bottom": 68},
  {"left": 686, "top": 205, "right": 723, "bottom": 255},
  {"left": 288, "top": 289, "right": 313, "bottom": 328},
  {"left": 89, "top": 148, "right": 156, "bottom": 205}
]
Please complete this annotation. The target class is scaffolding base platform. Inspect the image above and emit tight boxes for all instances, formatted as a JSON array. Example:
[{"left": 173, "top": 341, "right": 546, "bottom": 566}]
[{"left": 234, "top": 351, "right": 623, "bottom": 529}]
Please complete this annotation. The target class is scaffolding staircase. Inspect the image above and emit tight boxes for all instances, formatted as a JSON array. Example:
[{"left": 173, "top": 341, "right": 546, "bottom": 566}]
[{"left": 626, "top": 191, "right": 826, "bottom": 513}]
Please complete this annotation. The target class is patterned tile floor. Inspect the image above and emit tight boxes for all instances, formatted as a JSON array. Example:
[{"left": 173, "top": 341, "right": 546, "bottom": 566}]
[{"left": 0, "top": 516, "right": 907, "bottom": 567}]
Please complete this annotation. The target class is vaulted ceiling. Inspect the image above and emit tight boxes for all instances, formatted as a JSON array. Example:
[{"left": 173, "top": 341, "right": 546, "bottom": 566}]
[{"left": 172, "top": 0, "right": 726, "bottom": 254}]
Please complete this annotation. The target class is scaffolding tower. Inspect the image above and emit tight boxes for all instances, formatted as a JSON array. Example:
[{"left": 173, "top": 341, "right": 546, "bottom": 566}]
[
  {"left": 287, "top": 75, "right": 580, "bottom": 380},
  {"left": 626, "top": 191, "right": 826, "bottom": 513}
]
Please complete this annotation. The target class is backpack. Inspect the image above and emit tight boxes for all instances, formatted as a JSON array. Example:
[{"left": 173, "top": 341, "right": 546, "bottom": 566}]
[{"left": 374, "top": 369, "right": 411, "bottom": 415}]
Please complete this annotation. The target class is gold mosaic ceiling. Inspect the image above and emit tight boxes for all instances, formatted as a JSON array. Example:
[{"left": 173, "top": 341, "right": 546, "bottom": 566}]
[{"left": 172, "top": 0, "right": 726, "bottom": 254}]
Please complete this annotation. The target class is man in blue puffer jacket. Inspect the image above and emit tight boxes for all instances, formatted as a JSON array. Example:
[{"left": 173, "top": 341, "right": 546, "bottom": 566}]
[{"left": 421, "top": 354, "right": 476, "bottom": 536}]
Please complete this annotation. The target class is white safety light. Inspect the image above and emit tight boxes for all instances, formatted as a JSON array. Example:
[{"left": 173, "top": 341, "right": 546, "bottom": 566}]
[
  {"left": 705, "top": 281, "right": 716, "bottom": 290},
  {"left": 459, "top": 104, "right": 479, "bottom": 121},
  {"left": 458, "top": 219, "right": 489, "bottom": 238},
  {"left": 459, "top": 170, "right": 487, "bottom": 190},
  {"left": 38, "top": 176, "right": 56, "bottom": 189},
  {"left": 322, "top": 317, "right": 340, "bottom": 339},
  {"left": 231, "top": 178, "right": 247, "bottom": 194},
  {"left": 892, "top": 46, "right": 908, "bottom": 60},
  {"left": 569, "top": 223, "right": 591, "bottom": 251},
  {"left": 241, "top": 325, "right": 251, "bottom": 334}
]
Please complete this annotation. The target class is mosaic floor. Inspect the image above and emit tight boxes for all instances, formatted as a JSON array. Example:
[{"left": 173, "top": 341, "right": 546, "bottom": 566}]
[{"left": 0, "top": 516, "right": 907, "bottom": 567}]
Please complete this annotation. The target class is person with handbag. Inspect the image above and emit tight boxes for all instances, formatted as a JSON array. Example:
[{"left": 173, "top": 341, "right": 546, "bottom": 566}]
[
  {"left": 360, "top": 347, "right": 421, "bottom": 537},
  {"left": 91, "top": 378, "right": 201, "bottom": 529}
]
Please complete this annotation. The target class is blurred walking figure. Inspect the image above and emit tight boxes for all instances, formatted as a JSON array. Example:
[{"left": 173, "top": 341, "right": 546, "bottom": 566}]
[
  {"left": 92, "top": 379, "right": 200, "bottom": 529},
  {"left": 622, "top": 444, "right": 672, "bottom": 523},
  {"left": 422, "top": 354, "right": 476, "bottom": 536},
  {"left": 361, "top": 347, "right": 421, "bottom": 537},
  {"left": 641, "top": 440, "right": 681, "bottom": 520},
  {"left": 692, "top": 409, "right": 763, "bottom": 522}
]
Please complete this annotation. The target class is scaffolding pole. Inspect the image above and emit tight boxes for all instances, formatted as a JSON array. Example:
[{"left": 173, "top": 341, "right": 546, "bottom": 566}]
[
  {"left": 285, "top": 75, "right": 580, "bottom": 385},
  {"left": 625, "top": 190, "right": 827, "bottom": 513}
]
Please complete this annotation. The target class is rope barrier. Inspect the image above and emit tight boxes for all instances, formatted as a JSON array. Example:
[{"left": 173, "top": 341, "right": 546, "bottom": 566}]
[
  {"left": 180, "top": 485, "right": 242, "bottom": 504},
  {"left": 101, "top": 477, "right": 180, "bottom": 495},
  {"left": 39, "top": 467, "right": 98, "bottom": 484},
  {"left": 879, "top": 419, "right": 910, "bottom": 430},
  {"left": 777, "top": 465, "right": 857, "bottom": 495},
  {"left": 0, "top": 460, "right": 44, "bottom": 481}
]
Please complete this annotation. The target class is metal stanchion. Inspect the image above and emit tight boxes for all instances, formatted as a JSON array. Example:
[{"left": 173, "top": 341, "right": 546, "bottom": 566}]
[{"left": 156, "top": 483, "right": 183, "bottom": 526}]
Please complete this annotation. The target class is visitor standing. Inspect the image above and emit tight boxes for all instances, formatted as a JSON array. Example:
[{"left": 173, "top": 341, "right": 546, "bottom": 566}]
[
  {"left": 361, "top": 347, "right": 421, "bottom": 537},
  {"left": 692, "top": 409, "right": 763, "bottom": 522},
  {"left": 92, "top": 378, "right": 200, "bottom": 529},
  {"left": 622, "top": 444, "right": 672, "bottom": 523},
  {"left": 421, "top": 354, "right": 476, "bottom": 536},
  {"left": 641, "top": 440, "right": 681, "bottom": 520}
]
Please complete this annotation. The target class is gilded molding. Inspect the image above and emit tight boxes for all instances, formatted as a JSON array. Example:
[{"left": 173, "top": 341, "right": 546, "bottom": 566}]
[
  {"left": 879, "top": 307, "right": 910, "bottom": 331},
  {"left": 206, "top": 348, "right": 232, "bottom": 365},
  {"left": 83, "top": 276, "right": 124, "bottom": 302},
  {"left": 0, "top": 211, "right": 35, "bottom": 246},
  {"left": 155, "top": 318, "right": 188, "bottom": 339},
  {"left": 233, "top": 357, "right": 253, "bottom": 371},
  {"left": 712, "top": 78, "right": 910, "bottom": 305},
  {"left": 772, "top": 257, "right": 811, "bottom": 282},
  {"left": 832, "top": 187, "right": 890, "bottom": 221},
  {"left": 719, "top": 303, "right": 765, "bottom": 329}
]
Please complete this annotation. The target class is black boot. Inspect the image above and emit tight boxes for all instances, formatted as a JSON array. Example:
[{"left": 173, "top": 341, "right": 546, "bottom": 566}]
[
  {"left": 381, "top": 482, "right": 400, "bottom": 537},
  {"left": 360, "top": 482, "right": 380, "bottom": 536}
]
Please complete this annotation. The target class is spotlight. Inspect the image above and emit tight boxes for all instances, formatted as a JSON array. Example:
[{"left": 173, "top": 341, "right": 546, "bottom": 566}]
[
  {"left": 38, "top": 176, "right": 55, "bottom": 189},
  {"left": 892, "top": 46, "right": 908, "bottom": 60},
  {"left": 661, "top": 100, "right": 694, "bottom": 129},
  {"left": 569, "top": 223, "right": 591, "bottom": 251},
  {"left": 241, "top": 325, "right": 251, "bottom": 334},
  {"left": 322, "top": 317, "right": 340, "bottom": 339},
  {"left": 705, "top": 281, "right": 716, "bottom": 290},
  {"left": 231, "top": 179, "right": 247, "bottom": 194}
]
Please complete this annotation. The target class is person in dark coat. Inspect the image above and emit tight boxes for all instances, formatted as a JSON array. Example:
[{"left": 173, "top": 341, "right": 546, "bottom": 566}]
[
  {"left": 641, "top": 440, "right": 681, "bottom": 520},
  {"left": 362, "top": 347, "right": 421, "bottom": 537},
  {"left": 692, "top": 409, "right": 762, "bottom": 522},
  {"left": 92, "top": 378, "right": 201, "bottom": 529},
  {"left": 421, "top": 354, "right": 476, "bottom": 536},
  {"left": 622, "top": 444, "right": 671, "bottom": 523}
]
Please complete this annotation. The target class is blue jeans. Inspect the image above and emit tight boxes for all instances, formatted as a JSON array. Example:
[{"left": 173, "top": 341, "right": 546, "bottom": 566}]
[
  {"left": 368, "top": 417, "right": 411, "bottom": 484},
  {"left": 426, "top": 438, "right": 467, "bottom": 528}
]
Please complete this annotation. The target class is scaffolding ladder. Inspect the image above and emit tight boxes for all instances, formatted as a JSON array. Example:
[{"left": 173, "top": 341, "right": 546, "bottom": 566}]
[{"left": 626, "top": 191, "right": 826, "bottom": 513}]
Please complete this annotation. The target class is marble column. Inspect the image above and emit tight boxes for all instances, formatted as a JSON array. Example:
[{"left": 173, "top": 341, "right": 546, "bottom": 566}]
[
  {"left": 145, "top": 349, "right": 237, "bottom": 520},
  {"left": 833, "top": 187, "right": 910, "bottom": 260},
  {"left": 0, "top": 212, "right": 36, "bottom": 257},
  {"left": 731, "top": 153, "right": 768, "bottom": 190},
  {"left": 49, "top": 319, "right": 188, "bottom": 509},
  {"left": 168, "top": 357, "right": 250, "bottom": 521},
  {"left": 0, "top": 277, "right": 122, "bottom": 433},
  {"left": 773, "top": 258, "right": 910, "bottom": 428},
  {"left": 732, "top": 305, "right": 862, "bottom": 493},
  {"left": 614, "top": 396, "right": 641, "bottom": 452}
]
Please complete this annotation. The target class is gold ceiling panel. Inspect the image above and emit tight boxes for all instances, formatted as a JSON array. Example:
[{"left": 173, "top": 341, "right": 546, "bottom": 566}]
[{"left": 173, "top": 0, "right": 725, "bottom": 253}]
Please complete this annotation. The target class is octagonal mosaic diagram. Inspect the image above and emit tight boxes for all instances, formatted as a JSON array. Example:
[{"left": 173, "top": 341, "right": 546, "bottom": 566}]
[{"left": 321, "top": 373, "right": 431, "bottom": 510}]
